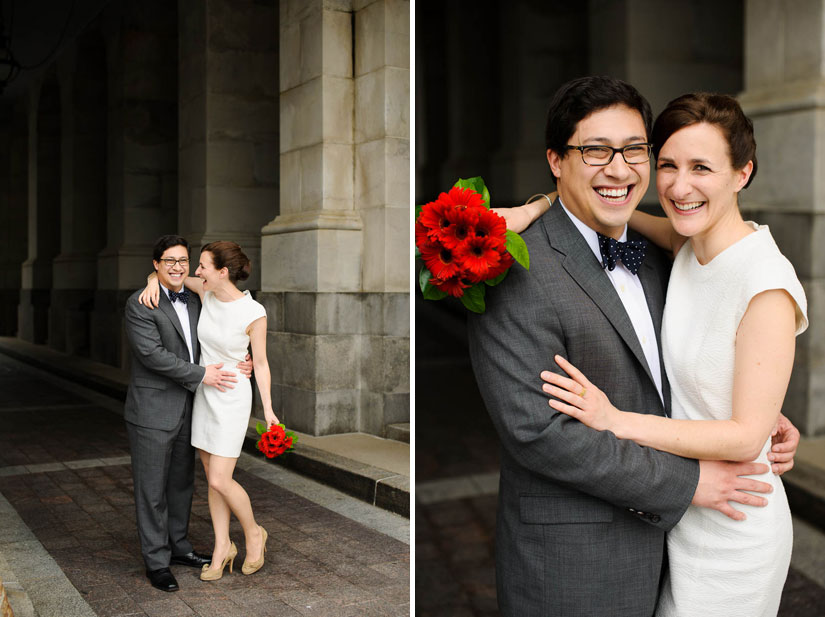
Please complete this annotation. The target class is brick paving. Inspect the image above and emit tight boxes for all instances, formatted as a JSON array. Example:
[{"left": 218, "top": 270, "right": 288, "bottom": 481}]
[
  {"left": 0, "top": 354, "right": 409, "bottom": 617},
  {"left": 415, "top": 301, "right": 825, "bottom": 616}
]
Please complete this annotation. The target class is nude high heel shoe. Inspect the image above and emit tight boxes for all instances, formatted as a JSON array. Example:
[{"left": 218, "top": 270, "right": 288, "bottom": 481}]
[
  {"left": 242, "top": 526, "right": 268, "bottom": 575},
  {"left": 199, "top": 542, "right": 237, "bottom": 581}
]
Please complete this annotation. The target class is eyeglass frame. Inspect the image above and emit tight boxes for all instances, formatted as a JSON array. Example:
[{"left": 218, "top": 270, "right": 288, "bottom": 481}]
[
  {"left": 564, "top": 142, "right": 653, "bottom": 166},
  {"left": 158, "top": 257, "right": 190, "bottom": 267}
]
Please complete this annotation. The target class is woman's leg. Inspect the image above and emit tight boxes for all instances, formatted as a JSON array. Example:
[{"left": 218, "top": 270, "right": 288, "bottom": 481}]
[
  {"left": 203, "top": 454, "right": 264, "bottom": 563},
  {"left": 199, "top": 450, "right": 233, "bottom": 572}
]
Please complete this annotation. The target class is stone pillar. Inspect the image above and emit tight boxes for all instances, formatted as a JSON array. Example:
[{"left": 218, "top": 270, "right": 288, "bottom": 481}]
[
  {"left": 0, "top": 105, "right": 27, "bottom": 336},
  {"left": 92, "top": 2, "right": 179, "bottom": 366},
  {"left": 19, "top": 77, "right": 61, "bottom": 345},
  {"left": 50, "top": 34, "right": 108, "bottom": 355},
  {"left": 354, "top": 0, "right": 410, "bottom": 435},
  {"left": 177, "top": 0, "right": 279, "bottom": 290},
  {"left": 738, "top": 0, "right": 825, "bottom": 435},
  {"left": 262, "top": 0, "right": 409, "bottom": 436}
]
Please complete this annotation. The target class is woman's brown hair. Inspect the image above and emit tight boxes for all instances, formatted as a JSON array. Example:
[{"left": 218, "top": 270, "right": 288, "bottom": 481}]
[
  {"left": 201, "top": 241, "right": 251, "bottom": 283},
  {"left": 652, "top": 92, "right": 757, "bottom": 189}
]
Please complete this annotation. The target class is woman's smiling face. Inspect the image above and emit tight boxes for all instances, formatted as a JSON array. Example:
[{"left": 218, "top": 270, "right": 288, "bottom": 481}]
[{"left": 656, "top": 122, "right": 753, "bottom": 239}]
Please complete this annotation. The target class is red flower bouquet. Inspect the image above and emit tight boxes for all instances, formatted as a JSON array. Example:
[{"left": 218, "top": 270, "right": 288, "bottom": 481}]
[
  {"left": 256, "top": 422, "right": 297, "bottom": 459},
  {"left": 415, "top": 177, "right": 529, "bottom": 313}
]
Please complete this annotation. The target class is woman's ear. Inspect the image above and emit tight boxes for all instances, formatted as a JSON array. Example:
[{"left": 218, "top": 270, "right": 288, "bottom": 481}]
[{"left": 735, "top": 160, "right": 754, "bottom": 192}]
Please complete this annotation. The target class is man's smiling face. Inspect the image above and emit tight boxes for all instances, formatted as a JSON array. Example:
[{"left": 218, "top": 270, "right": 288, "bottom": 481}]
[
  {"left": 153, "top": 245, "right": 189, "bottom": 292},
  {"left": 548, "top": 104, "right": 650, "bottom": 239}
]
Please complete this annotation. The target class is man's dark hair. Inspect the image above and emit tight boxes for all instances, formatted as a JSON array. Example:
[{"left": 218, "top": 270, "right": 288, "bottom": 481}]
[
  {"left": 152, "top": 235, "right": 190, "bottom": 262},
  {"left": 544, "top": 76, "right": 653, "bottom": 185}
]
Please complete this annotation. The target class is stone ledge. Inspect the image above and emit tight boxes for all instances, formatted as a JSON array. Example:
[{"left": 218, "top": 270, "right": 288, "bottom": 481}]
[
  {"left": 242, "top": 431, "right": 410, "bottom": 518},
  {"left": 784, "top": 460, "right": 825, "bottom": 534}
]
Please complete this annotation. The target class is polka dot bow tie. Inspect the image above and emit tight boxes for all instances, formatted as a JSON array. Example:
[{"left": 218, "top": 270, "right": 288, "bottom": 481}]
[
  {"left": 597, "top": 233, "right": 647, "bottom": 276},
  {"left": 169, "top": 289, "right": 189, "bottom": 304}
]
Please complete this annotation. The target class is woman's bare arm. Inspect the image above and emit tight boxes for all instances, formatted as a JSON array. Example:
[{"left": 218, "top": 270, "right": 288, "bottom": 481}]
[
  {"left": 248, "top": 316, "right": 279, "bottom": 427},
  {"left": 628, "top": 211, "right": 687, "bottom": 255},
  {"left": 543, "top": 289, "right": 797, "bottom": 461}
]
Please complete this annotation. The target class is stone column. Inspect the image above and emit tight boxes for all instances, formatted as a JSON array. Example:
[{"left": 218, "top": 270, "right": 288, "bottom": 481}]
[
  {"left": 177, "top": 0, "right": 278, "bottom": 290},
  {"left": 19, "top": 77, "right": 61, "bottom": 345},
  {"left": 264, "top": 0, "right": 409, "bottom": 437},
  {"left": 0, "top": 103, "right": 27, "bottom": 336},
  {"left": 738, "top": 0, "right": 825, "bottom": 435},
  {"left": 263, "top": 0, "right": 362, "bottom": 435},
  {"left": 92, "top": 3, "right": 179, "bottom": 366},
  {"left": 50, "top": 35, "right": 108, "bottom": 355},
  {"left": 354, "top": 0, "right": 410, "bottom": 435}
]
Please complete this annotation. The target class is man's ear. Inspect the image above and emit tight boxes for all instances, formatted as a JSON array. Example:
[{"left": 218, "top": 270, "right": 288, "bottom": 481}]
[
  {"left": 152, "top": 261, "right": 159, "bottom": 272},
  {"left": 547, "top": 149, "right": 562, "bottom": 182}
]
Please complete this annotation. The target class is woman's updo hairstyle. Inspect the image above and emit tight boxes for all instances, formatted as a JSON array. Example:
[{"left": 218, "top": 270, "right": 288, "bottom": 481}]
[
  {"left": 651, "top": 92, "right": 758, "bottom": 189},
  {"left": 201, "top": 241, "right": 251, "bottom": 283}
]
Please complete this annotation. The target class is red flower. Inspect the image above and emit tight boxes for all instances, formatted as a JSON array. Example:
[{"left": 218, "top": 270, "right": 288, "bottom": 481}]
[
  {"left": 420, "top": 244, "right": 461, "bottom": 280},
  {"left": 474, "top": 208, "right": 507, "bottom": 246},
  {"left": 439, "top": 206, "right": 478, "bottom": 249},
  {"left": 454, "top": 236, "right": 502, "bottom": 281},
  {"left": 430, "top": 275, "right": 470, "bottom": 297},
  {"left": 417, "top": 198, "right": 453, "bottom": 240}
]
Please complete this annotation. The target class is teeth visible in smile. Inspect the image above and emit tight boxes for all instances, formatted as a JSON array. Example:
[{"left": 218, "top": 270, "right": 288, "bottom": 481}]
[
  {"left": 596, "top": 187, "right": 629, "bottom": 201},
  {"left": 673, "top": 201, "right": 704, "bottom": 211}
]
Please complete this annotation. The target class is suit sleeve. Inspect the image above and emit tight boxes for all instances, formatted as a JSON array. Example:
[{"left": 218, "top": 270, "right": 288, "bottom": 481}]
[
  {"left": 124, "top": 296, "right": 206, "bottom": 392},
  {"left": 467, "top": 271, "right": 699, "bottom": 531}
]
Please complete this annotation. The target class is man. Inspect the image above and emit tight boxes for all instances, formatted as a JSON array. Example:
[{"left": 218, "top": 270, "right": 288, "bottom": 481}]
[
  {"left": 124, "top": 234, "right": 249, "bottom": 592},
  {"left": 467, "top": 76, "right": 797, "bottom": 616}
]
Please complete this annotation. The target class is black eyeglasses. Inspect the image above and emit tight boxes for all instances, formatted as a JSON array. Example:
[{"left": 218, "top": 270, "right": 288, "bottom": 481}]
[
  {"left": 565, "top": 143, "right": 653, "bottom": 166},
  {"left": 159, "top": 258, "right": 189, "bottom": 267}
]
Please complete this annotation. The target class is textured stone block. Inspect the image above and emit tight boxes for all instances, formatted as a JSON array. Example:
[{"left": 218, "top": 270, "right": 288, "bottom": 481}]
[
  {"left": 208, "top": 95, "right": 279, "bottom": 141},
  {"left": 316, "top": 334, "right": 360, "bottom": 389},
  {"left": 261, "top": 227, "right": 362, "bottom": 292},
  {"left": 206, "top": 140, "right": 256, "bottom": 186},
  {"left": 280, "top": 20, "right": 302, "bottom": 92},
  {"left": 356, "top": 0, "right": 409, "bottom": 76},
  {"left": 322, "top": 8, "right": 352, "bottom": 78},
  {"left": 745, "top": 0, "right": 784, "bottom": 87},
  {"left": 205, "top": 186, "right": 277, "bottom": 230},
  {"left": 283, "top": 292, "right": 363, "bottom": 335},
  {"left": 279, "top": 150, "right": 302, "bottom": 214},
  {"left": 280, "top": 79, "right": 323, "bottom": 152},
  {"left": 361, "top": 206, "right": 409, "bottom": 292}
]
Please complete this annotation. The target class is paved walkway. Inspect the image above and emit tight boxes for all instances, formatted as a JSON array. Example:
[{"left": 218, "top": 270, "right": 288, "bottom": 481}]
[{"left": 0, "top": 353, "right": 409, "bottom": 617}]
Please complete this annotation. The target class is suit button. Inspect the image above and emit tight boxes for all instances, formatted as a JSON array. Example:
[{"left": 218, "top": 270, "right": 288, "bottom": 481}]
[
  {"left": 628, "top": 508, "right": 636, "bottom": 513},
  {"left": 651, "top": 514, "right": 661, "bottom": 523}
]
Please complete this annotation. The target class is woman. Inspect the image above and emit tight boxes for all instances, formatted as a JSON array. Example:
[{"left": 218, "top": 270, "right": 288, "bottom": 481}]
[
  {"left": 140, "top": 241, "right": 278, "bottom": 581},
  {"left": 505, "top": 93, "right": 807, "bottom": 616}
]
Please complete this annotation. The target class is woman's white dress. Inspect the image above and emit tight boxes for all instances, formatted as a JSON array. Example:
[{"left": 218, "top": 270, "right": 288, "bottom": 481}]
[
  {"left": 191, "top": 290, "right": 267, "bottom": 458},
  {"left": 656, "top": 223, "right": 808, "bottom": 617}
]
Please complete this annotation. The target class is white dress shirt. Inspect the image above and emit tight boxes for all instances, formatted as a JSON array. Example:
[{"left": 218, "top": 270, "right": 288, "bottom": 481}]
[
  {"left": 160, "top": 283, "right": 195, "bottom": 364},
  {"left": 559, "top": 200, "right": 664, "bottom": 403}
]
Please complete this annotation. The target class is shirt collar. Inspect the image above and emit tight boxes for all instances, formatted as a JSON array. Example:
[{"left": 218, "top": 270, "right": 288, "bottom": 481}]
[{"left": 558, "top": 197, "right": 628, "bottom": 266}]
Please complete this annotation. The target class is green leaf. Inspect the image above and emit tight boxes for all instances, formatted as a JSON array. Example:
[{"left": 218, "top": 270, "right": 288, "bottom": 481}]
[
  {"left": 485, "top": 268, "right": 509, "bottom": 286},
  {"left": 453, "top": 176, "right": 490, "bottom": 207},
  {"left": 415, "top": 203, "right": 423, "bottom": 220},
  {"left": 419, "top": 267, "right": 432, "bottom": 293},
  {"left": 460, "top": 283, "right": 486, "bottom": 313},
  {"left": 422, "top": 283, "right": 448, "bottom": 301},
  {"left": 414, "top": 245, "right": 420, "bottom": 259},
  {"left": 505, "top": 230, "right": 530, "bottom": 270},
  {"left": 256, "top": 421, "right": 266, "bottom": 435}
]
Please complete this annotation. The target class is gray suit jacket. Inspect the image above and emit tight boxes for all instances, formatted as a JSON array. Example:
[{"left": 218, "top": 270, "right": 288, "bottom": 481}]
[
  {"left": 467, "top": 202, "right": 700, "bottom": 617},
  {"left": 124, "top": 289, "right": 205, "bottom": 431}
]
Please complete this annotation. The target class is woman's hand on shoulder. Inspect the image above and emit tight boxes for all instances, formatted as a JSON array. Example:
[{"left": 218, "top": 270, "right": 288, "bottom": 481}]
[
  {"left": 138, "top": 273, "right": 160, "bottom": 309},
  {"left": 492, "top": 192, "right": 555, "bottom": 234}
]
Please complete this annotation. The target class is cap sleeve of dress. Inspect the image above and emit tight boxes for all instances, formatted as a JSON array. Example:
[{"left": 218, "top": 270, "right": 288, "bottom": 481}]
[
  {"left": 242, "top": 297, "right": 267, "bottom": 331},
  {"left": 739, "top": 252, "right": 808, "bottom": 336}
]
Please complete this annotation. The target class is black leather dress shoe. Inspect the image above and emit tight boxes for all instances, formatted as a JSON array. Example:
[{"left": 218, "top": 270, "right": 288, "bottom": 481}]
[
  {"left": 170, "top": 550, "right": 212, "bottom": 568},
  {"left": 147, "top": 567, "right": 179, "bottom": 592}
]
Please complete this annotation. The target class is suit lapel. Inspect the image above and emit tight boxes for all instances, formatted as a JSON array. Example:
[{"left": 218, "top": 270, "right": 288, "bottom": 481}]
[
  {"left": 188, "top": 293, "right": 200, "bottom": 360},
  {"left": 540, "top": 202, "right": 657, "bottom": 390},
  {"left": 158, "top": 291, "right": 187, "bottom": 347}
]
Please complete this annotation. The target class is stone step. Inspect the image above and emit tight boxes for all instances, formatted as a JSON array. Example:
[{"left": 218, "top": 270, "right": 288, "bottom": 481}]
[{"left": 385, "top": 422, "right": 410, "bottom": 443}]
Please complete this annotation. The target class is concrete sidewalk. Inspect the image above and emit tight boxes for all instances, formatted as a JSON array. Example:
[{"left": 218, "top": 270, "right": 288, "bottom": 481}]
[
  {"left": 0, "top": 349, "right": 410, "bottom": 617},
  {"left": 0, "top": 337, "right": 410, "bottom": 518}
]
